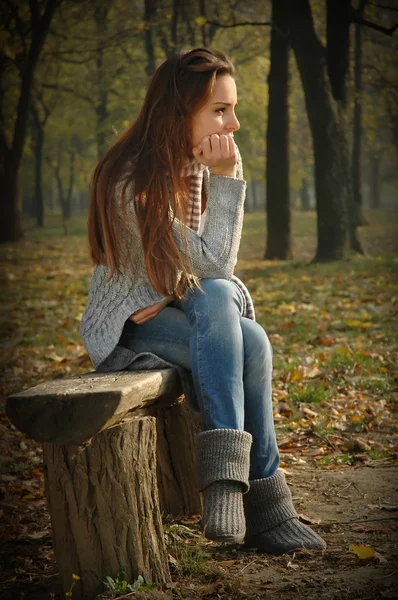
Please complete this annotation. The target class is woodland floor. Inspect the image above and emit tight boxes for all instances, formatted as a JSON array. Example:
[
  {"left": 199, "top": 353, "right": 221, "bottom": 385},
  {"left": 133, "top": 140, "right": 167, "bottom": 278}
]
[{"left": 0, "top": 208, "right": 397, "bottom": 600}]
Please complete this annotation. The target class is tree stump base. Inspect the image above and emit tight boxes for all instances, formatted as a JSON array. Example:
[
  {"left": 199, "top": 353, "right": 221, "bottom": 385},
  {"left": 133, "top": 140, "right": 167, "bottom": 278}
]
[{"left": 7, "top": 370, "right": 201, "bottom": 600}]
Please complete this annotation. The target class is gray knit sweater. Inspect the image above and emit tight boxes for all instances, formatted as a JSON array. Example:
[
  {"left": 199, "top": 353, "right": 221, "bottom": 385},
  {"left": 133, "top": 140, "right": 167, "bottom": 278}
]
[{"left": 80, "top": 166, "right": 247, "bottom": 378}]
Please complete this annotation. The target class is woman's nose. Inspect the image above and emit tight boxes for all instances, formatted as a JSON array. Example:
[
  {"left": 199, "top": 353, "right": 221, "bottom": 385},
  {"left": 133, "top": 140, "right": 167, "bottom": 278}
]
[{"left": 227, "top": 113, "right": 240, "bottom": 132}]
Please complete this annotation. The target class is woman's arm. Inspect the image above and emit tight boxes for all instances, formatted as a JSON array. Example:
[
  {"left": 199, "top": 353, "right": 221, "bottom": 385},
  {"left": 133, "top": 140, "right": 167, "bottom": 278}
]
[{"left": 172, "top": 172, "right": 246, "bottom": 279}]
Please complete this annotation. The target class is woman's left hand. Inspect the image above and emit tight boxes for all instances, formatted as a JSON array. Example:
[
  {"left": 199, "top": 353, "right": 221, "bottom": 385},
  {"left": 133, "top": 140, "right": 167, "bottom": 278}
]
[{"left": 129, "top": 295, "right": 175, "bottom": 324}]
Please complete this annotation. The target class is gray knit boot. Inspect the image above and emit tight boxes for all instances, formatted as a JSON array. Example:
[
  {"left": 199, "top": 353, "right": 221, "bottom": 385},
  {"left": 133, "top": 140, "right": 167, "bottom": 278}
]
[
  {"left": 197, "top": 429, "right": 252, "bottom": 543},
  {"left": 244, "top": 470, "right": 326, "bottom": 553}
]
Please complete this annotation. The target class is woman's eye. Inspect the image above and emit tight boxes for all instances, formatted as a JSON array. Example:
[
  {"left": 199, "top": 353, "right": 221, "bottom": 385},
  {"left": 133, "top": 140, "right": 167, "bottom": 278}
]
[{"left": 216, "top": 108, "right": 225, "bottom": 114}]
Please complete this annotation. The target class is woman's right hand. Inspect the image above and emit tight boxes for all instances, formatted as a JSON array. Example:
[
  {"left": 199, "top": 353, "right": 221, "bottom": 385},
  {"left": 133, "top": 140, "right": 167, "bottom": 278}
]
[
  {"left": 192, "top": 134, "right": 237, "bottom": 178},
  {"left": 129, "top": 295, "right": 174, "bottom": 324}
]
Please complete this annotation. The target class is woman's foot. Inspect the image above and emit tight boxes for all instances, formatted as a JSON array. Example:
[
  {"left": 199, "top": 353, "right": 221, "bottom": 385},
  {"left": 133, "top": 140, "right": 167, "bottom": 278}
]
[
  {"left": 202, "top": 480, "right": 246, "bottom": 543},
  {"left": 197, "top": 429, "right": 252, "bottom": 543},
  {"left": 244, "top": 471, "right": 326, "bottom": 554}
]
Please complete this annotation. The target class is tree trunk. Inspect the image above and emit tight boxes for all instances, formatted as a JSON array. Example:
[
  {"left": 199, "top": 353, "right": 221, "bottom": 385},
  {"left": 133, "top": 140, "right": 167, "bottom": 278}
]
[
  {"left": 0, "top": 154, "right": 23, "bottom": 242},
  {"left": 0, "top": 0, "right": 57, "bottom": 242},
  {"left": 370, "top": 155, "right": 381, "bottom": 209},
  {"left": 155, "top": 400, "right": 201, "bottom": 517},
  {"left": 31, "top": 103, "right": 44, "bottom": 227},
  {"left": 300, "top": 178, "right": 310, "bottom": 211},
  {"left": 326, "top": 0, "right": 350, "bottom": 107},
  {"left": 181, "top": 3, "right": 197, "bottom": 46},
  {"left": 352, "top": 12, "right": 368, "bottom": 226},
  {"left": 288, "top": 0, "right": 349, "bottom": 261},
  {"left": 327, "top": 0, "right": 364, "bottom": 252},
  {"left": 43, "top": 416, "right": 171, "bottom": 600},
  {"left": 265, "top": 0, "right": 291, "bottom": 260},
  {"left": 65, "top": 149, "right": 75, "bottom": 221},
  {"left": 94, "top": 4, "right": 110, "bottom": 159},
  {"left": 144, "top": 0, "right": 157, "bottom": 76},
  {"left": 53, "top": 145, "right": 76, "bottom": 232}
]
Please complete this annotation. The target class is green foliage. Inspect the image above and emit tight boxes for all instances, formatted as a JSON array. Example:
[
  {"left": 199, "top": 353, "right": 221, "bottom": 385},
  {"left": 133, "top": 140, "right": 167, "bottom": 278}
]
[
  {"left": 104, "top": 567, "right": 154, "bottom": 596},
  {"left": 164, "top": 523, "right": 201, "bottom": 545},
  {"left": 171, "top": 544, "right": 210, "bottom": 577},
  {"left": 290, "top": 383, "right": 331, "bottom": 405}
]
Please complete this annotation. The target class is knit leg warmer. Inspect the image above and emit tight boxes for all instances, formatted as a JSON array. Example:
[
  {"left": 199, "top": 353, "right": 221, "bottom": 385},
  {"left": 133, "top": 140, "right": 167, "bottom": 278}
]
[
  {"left": 244, "top": 471, "right": 326, "bottom": 553},
  {"left": 197, "top": 429, "right": 252, "bottom": 543}
]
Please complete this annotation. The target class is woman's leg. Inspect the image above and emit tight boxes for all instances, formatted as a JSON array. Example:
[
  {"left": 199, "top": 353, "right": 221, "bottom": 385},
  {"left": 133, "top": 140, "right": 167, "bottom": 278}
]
[
  {"left": 118, "top": 305, "right": 191, "bottom": 369},
  {"left": 121, "top": 282, "right": 279, "bottom": 481},
  {"left": 240, "top": 318, "right": 280, "bottom": 480},
  {"left": 119, "top": 295, "right": 251, "bottom": 543},
  {"left": 177, "top": 279, "right": 252, "bottom": 542},
  {"left": 177, "top": 280, "right": 279, "bottom": 476},
  {"left": 178, "top": 278, "right": 246, "bottom": 431}
]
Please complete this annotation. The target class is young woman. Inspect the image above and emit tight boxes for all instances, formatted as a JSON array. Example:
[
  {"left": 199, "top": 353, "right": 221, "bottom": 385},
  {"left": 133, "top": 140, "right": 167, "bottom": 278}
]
[{"left": 81, "top": 48, "right": 326, "bottom": 553}]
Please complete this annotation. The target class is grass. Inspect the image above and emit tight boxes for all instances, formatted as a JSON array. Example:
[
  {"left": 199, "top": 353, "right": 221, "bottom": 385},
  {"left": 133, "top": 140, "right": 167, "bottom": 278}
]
[
  {"left": 1, "top": 207, "right": 397, "bottom": 460},
  {"left": 170, "top": 543, "right": 211, "bottom": 577},
  {"left": 290, "top": 383, "right": 331, "bottom": 404},
  {"left": 22, "top": 212, "right": 89, "bottom": 239},
  {"left": 1, "top": 207, "right": 398, "bottom": 600}
]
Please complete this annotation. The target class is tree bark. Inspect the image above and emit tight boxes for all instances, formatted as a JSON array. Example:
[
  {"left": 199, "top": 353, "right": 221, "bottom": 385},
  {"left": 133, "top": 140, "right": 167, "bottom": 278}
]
[
  {"left": 326, "top": 0, "right": 351, "bottom": 106},
  {"left": 370, "top": 154, "right": 381, "bottom": 208},
  {"left": 300, "top": 178, "right": 311, "bottom": 211},
  {"left": 326, "top": 0, "right": 364, "bottom": 253},
  {"left": 144, "top": 0, "right": 157, "bottom": 76},
  {"left": 155, "top": 400, "right": 201, "bottom": 517},
  {"left": 0, "top": 0, "right": 57, "bottom": 242},
  {"left": 53, "top": 150, "right": 75, "bottom": 235},
  {"left": 352, "top": 3, "right": 368, "bottom": 226},
  {"left": 264, "top": 0, "right": 291, "bottom": 260},
  {"left": 288, "top": 0, "right": 349, "bottom": 261},
  {"left": 94, "top": 4, "right": 110, "bottom": 159},
  {"left": 30, "top": 103, "right": 44, "bottom": 227},
  {"left": 43, "top": 416, "right": 171, "bottom": 600}
]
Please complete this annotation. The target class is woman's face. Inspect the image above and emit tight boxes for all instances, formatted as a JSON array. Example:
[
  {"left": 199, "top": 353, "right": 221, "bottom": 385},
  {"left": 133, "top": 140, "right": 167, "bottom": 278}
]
[{"left": 191, "top": 74, "right": 240, "bottom": 148}]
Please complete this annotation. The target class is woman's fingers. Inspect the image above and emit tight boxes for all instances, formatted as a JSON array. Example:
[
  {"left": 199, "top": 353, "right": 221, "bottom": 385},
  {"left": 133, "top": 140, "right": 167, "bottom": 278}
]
[
  {"left": 195, "top": 134, "right": 235, "bottom": 165},
  {"left": 129, "top": 295, "right": 175, "bottom": 324},
  {"left": 219, "top": 134, "right": 231, "bottom": 157}
]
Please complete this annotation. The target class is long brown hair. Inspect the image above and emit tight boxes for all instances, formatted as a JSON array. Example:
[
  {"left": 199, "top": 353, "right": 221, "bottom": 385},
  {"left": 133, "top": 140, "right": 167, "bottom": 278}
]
[{"left": 88, "top": 48, "right": 235, "bottom": 298}]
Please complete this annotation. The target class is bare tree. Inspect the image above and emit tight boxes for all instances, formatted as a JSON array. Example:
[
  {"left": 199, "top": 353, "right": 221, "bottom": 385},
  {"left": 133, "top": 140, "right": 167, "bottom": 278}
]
[
  {"left": 0, "top": 0, "right": 58, "bottom": 243},
  {"left": 264, "top": 0, "right": 291, "bottom": 259}
]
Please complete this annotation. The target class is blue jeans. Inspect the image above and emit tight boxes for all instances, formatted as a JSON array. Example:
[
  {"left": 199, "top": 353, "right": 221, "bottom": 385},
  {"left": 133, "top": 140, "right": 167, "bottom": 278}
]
[{"left": 119, "top": 279, "right": 280, "bottom": 480}]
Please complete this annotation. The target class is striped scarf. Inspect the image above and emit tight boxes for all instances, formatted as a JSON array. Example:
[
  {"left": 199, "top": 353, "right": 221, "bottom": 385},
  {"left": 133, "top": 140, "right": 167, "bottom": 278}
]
[{"left": 182, "top": 158, "right": 255, "bottom": 321}]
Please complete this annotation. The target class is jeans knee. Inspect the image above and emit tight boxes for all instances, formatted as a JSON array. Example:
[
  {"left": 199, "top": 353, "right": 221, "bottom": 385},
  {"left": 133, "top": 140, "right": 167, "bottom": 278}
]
[
  {"left": 185, "top": 279, "right": 242, "bottom": 318},
  {"left": 242, "top": 321, "right": 273, "bottom": 366},
  {"left": 199, "top": 278, "right": 236, "bottom": 300}
]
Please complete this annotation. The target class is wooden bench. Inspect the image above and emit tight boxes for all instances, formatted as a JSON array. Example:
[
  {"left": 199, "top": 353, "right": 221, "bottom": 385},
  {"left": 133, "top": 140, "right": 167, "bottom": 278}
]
[{"left": 6, "top": 369, "right": 202, "bottom": 600}]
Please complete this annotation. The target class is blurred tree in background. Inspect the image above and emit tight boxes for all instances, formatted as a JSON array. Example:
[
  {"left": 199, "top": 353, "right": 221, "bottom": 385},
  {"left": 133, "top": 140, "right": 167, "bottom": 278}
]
[{"left": 1, "top": 0, "right": 397, "bottom": 262}]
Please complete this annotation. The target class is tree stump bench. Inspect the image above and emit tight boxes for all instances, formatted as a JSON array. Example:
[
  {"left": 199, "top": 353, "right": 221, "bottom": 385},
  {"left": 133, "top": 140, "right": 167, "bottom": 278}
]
[{"left": 6, "top": 369, "right": 202, "bottom": 600}]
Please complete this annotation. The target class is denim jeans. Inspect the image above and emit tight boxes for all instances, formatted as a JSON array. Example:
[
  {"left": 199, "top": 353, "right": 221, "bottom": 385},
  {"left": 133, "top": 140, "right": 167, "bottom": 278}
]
[{"left": 119, "top": 279, "right": 280, "bottom": 480}]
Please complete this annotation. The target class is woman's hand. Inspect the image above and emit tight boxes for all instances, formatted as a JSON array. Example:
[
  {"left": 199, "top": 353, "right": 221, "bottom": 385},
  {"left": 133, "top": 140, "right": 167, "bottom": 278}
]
[
  {"left": 129, "top": 295, "right": 175, "bottom": 324},
  {"left": 192, "top": 134, "right": 237, "bottom": 178}
]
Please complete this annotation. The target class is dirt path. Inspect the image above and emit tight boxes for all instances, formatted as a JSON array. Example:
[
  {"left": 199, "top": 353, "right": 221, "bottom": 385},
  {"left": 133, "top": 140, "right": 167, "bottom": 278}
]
[
  {"left": 197, "top": 464, "right": 398, "bottom": 600},
  {"left": 2, "top": 462, "right": 397, "bottom": 600}
]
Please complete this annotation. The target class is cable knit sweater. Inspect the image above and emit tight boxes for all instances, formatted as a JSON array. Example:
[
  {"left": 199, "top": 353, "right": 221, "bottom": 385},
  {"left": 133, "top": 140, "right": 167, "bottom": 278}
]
[{"left": 80, "top": 161, "right": 247, "bottom": 381}]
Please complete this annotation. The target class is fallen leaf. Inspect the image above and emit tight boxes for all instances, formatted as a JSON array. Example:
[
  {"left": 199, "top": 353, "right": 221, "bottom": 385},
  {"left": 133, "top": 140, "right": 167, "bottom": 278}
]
[
  {"left": 350, "top": 543, "right": 377, "bottom": 560},
  {"left": 299, "top": 513, "right": 321, "bottom": 525},
  {"left": 28, "top": 531, "right": 49, "bottom": 539},
  {"left": 30, "top": 469, "right": 44, "bottom": 478},
  {"left": 290, "top": 369, "right": 303, "bottom": 382},
  {"left": 303, "top": 406, "right": 318, "bottom": 418},
  {"left": 367, "top": 504, "right": 398, "bottom": 512}
]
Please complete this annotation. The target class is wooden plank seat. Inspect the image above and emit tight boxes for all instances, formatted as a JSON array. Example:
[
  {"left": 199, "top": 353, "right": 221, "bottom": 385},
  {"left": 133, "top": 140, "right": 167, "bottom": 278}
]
[{"left": 6, "top": 369, "right": 202, "bottom": 600}]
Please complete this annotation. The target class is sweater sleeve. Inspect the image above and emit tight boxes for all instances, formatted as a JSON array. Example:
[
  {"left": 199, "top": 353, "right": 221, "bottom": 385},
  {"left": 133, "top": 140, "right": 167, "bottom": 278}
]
[
  {"left": 118, "top": 167, "right": 246, "bottom": 281},
  {"left": 172, "top": 173, "right": 246, "bottom": 279}
]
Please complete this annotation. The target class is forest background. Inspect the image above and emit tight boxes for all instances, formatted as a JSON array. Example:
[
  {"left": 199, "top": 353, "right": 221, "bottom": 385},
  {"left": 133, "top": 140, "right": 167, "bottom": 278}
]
[
  {"left": 1, "top": 1, "right": 398, "bottom": 599},
  {"left": 0, "top": 0, "right": 397, "bottom": 246}
]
